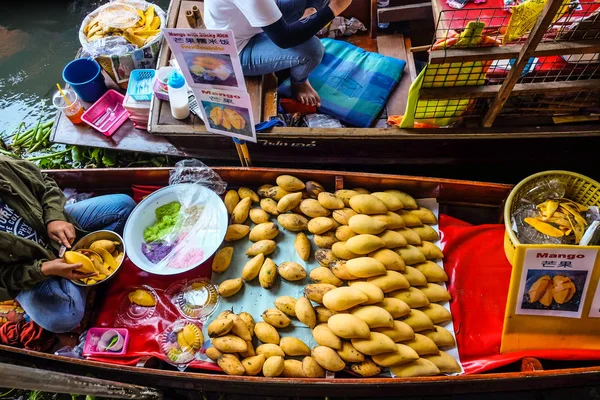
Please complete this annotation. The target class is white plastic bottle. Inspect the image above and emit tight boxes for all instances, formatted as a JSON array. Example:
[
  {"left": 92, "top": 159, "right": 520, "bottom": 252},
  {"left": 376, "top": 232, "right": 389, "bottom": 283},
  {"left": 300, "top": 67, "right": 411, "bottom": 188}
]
[{"left": 167, "top": 72, "right": 190, "bottom": 120}]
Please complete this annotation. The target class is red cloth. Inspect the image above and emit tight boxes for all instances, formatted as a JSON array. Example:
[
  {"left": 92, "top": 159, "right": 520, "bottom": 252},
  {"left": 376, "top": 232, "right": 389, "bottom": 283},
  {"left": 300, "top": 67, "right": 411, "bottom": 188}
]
[
  {"left": 440, "top": 215, "right": 600, "bottom": 374},
  {"left": 0, "top": 320, "right": 56, "bottom": 352},
  {"left": 90, "top": 258, "right": 219, "bottom": 371},
  {"left": 280, "top": 98, "right": 317, "bottom": 114},
  {"left": 132, "top": 185, "right": 163, "bottom": 203}
]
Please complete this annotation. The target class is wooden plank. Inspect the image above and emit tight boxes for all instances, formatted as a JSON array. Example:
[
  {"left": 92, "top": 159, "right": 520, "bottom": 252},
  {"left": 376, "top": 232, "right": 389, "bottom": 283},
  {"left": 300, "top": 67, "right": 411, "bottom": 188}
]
[
  {"left": 378, "top": 2, "right": 433, "bottom": 23},
  {"left": 429, "top": 39, "right": 600, "bottom": 64},
  {"left": 246, "top": 75, "right": 264, "bottom": 123},
  {"left": 419, "top": 79, "right": 600, "bottom": 99},
  {"left": 405, "top": 36, "right": 418, "bottom": 82},
  {"left": 150, "top": 0, "right": 183, "bottom": 134},
  {"left": 378, "top": 33, "right": 413, "bottom": 116},
  {"left": 262, "top": 73, "right": 279, "bottom": 121},
  {"left": 371, "top": 0, "right": 379, "bottom": 39},
  {"left": 0, "top": 362, "right": 162, "bottom": 399},
  {"left": 52, "top": 73, "right": 188, "bottom": 156},
  {"left": 483, "top": 0, "right": 570, "bottom": 127}
]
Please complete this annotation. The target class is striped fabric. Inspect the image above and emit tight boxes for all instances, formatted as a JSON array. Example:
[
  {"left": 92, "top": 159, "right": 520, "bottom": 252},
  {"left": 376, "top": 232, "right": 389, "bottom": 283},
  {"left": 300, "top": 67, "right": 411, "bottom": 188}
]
[{"left": 280, "top": 38, "right": 406, "bottom": 128}]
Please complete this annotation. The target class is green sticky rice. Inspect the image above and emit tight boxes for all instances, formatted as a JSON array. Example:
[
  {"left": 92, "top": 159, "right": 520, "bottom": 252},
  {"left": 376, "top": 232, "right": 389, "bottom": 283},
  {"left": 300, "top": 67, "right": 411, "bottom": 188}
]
[{"left": 144, "top": 202, "right": 182, "bottom": 243}]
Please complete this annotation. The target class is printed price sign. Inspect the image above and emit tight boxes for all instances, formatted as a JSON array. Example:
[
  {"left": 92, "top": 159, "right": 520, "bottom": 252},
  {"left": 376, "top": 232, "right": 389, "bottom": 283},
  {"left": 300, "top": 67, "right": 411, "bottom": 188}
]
[{"left": 515, "top": 248, "right": 597, "bottom": 318}]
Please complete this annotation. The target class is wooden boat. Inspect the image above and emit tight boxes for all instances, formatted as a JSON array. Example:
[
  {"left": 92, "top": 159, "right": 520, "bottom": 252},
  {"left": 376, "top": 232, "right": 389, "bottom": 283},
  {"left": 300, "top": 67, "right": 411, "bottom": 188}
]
[
  {"left": 3, "top": 167, "right": 600, "bottom": 396},
  {"left": 148, "top": 0, "right": 600, "bottom": 169}
]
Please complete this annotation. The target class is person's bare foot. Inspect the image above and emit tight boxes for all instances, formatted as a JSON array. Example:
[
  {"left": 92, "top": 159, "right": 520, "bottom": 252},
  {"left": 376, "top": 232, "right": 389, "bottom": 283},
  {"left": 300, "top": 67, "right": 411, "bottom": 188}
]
[{"left": 293, "top": 80, "right": 321, "bottom": 107}]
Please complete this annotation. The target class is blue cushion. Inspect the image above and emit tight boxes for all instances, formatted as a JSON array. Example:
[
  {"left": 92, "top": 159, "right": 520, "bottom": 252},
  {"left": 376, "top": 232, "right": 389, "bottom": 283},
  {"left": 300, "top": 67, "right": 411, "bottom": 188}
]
[{"left": 280, "top": 38, "right": 406, "bottom": 128}]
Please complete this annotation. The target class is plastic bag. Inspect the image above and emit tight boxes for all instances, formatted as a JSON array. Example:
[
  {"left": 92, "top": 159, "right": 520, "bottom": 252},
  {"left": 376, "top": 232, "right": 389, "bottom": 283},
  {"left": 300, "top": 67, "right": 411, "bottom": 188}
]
[
  {"left": 79, "top": 0, "right": 166, "bottom": 58},
  {"left": 169, "top": 159, "right": 227, "bottom": 194},
  {"left": 518, "top": 178, "right": 566, "bottom": 206},
  {"left": 138, "top": 160, "right": 228, "bottom": 272},
  {"left": 304, "top": 113, "right": 345, "bottom": 128},
  {"left": 512, "top": 205, "right": 563, "bottom": 245}
]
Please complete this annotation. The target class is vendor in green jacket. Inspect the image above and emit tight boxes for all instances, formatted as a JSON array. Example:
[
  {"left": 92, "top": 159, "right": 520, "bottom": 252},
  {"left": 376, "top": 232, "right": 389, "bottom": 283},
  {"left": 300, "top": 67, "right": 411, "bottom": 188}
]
[{"left": 0, "top": 155, "right": 135, "bottom": 333}]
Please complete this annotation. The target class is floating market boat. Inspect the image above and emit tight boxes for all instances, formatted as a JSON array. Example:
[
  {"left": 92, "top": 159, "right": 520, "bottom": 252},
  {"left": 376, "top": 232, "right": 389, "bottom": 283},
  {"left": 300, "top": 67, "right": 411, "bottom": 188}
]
[{"left": 2, "top": 167, "right": 600, "bottom": 397}]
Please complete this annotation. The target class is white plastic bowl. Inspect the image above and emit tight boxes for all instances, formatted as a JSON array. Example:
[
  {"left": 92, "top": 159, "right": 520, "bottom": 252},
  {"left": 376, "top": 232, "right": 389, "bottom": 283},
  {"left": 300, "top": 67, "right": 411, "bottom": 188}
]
[{"left": 123, "top": 183, "right": 228, "bottom": 275}]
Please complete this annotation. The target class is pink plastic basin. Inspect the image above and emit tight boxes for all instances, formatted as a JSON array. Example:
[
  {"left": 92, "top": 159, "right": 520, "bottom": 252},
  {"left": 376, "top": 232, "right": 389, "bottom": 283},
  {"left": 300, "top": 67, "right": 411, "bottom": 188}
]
[{"left": 82, "top": 89, "right": 129, "bottom": 137}]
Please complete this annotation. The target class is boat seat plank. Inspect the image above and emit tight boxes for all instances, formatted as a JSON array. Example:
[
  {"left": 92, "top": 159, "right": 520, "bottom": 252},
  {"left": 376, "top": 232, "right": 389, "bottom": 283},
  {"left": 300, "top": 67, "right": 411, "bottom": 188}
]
[{"left": 378, "top": 33, "right": 415, "bottom": 117}]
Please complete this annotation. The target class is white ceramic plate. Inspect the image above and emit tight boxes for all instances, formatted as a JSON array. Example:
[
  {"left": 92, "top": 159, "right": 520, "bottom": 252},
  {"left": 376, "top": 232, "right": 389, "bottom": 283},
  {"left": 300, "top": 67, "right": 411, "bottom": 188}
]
[{"left": 123, "top": 183, "right": 228, "bottom": 275}]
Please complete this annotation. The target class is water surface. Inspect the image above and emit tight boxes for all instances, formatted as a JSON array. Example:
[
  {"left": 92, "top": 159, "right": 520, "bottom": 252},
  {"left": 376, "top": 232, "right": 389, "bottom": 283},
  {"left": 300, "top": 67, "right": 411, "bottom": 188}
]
[{"left": 0, "top": 0, "right": 169, "bottom": 134}]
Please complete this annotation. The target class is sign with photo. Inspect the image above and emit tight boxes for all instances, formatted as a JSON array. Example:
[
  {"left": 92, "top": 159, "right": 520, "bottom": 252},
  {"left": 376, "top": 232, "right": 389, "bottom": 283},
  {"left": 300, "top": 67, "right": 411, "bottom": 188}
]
[
  {"left": 163, "top": 28, "right": 257, "bottom": 142},
  {"left": 196, "top": 88, "right": 257, "bottom": 143},
  {"left": 515, "top": 248, "right": 597, "bottom": 318},
  {"left": 163, "top": 28, "right": 246, "bottom": 91},
  {"left": 501, "top": 244, "right": 600, "bottom": 353}
]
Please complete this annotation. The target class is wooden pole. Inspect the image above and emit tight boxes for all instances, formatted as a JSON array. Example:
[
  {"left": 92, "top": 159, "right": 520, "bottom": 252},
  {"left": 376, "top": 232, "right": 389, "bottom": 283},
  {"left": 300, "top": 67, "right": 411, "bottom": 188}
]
[
  {"left": 482, "top": 0, "right": 568, "bottom": 127},
  {"left": 0, "top": 362, "right": 163, "bottom": 399}
]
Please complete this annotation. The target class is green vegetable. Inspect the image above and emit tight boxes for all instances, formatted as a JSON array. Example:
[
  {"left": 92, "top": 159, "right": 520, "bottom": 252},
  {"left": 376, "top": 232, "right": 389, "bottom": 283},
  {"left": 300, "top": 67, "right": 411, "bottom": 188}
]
[
  {"left": 25, "top": 148, "right": 71, "bottom": 162},
  {"left": 33, "top": 101, "right": 46, "bottom": 143},
  {"left": 105, "top": 334, "right": 119, "bottom": 350},
  {"left": 143, "top": 201, "right": 182, "bottom": 242}
]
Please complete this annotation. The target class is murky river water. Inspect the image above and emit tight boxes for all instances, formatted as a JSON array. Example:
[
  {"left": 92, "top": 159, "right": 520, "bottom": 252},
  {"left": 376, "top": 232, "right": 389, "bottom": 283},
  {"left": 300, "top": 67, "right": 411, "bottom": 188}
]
[{"left": 0, "top": 0, "right": 169, "bottom": 134}]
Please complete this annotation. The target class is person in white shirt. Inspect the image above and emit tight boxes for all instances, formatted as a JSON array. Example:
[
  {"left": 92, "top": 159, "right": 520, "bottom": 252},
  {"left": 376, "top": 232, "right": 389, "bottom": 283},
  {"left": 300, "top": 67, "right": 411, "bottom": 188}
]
[{"left": 205, "top": 0, "right": 352, "bottom": 107}]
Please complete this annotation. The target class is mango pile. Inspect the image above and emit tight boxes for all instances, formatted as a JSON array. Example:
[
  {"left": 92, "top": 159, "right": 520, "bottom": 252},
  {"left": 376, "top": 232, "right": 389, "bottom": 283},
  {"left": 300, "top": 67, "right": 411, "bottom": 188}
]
[
  {"left": 64, "top": 239, "right": 124, "bottom": 285},
  {"left": 528, "top": 275, "right": 576, "bottom": 306},
  {"left": 524, "top": 198, "right": 588, "bottom": 244},
  {"left": 84, "top": 5, "right": 160, "bottom": 48},
  {"left": 210, "top": 175, "right": 459, "bottom": 377}
]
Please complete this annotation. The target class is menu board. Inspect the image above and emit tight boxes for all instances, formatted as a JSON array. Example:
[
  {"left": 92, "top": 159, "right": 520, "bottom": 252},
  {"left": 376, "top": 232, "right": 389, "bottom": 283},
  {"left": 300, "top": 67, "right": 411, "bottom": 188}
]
[{"left": 163, "top": 28, "right": 257, "bottom": 143}]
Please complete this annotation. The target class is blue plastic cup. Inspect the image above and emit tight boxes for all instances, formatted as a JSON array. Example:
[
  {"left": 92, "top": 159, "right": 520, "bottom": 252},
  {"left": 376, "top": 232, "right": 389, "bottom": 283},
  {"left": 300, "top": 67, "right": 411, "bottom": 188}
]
[{"left": 62, "top": 58, "right": 107, "bottom": 103}]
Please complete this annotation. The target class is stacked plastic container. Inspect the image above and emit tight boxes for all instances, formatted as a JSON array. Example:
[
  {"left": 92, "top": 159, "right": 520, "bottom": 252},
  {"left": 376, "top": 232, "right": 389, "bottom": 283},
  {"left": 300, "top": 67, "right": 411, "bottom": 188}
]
[
  {"left": 123, "top": 93, "right": 151, "bottom": 130},
  {"left": 123, "top": 69, "right": 155, "bottom": 130}
]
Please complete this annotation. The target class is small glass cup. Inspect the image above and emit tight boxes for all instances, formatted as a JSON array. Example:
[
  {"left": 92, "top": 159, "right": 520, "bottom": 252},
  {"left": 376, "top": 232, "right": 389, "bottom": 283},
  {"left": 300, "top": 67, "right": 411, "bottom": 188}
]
[{"left": 52, "top": 89, "right": 85, "bottom": 125}]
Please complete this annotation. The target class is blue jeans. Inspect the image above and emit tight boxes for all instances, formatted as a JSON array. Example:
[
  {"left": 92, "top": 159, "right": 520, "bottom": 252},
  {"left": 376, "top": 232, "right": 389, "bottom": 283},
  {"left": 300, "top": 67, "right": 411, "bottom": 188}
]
[
  {"left": 16, "top": 194, "right": 135, "bottom": 333},
  {"left": 240, "top": 0, "right": 327, "bottom": 84}
]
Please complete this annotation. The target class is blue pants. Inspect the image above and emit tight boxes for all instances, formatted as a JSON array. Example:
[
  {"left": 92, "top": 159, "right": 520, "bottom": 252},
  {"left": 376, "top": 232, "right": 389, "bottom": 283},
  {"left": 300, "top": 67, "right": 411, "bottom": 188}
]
[
  {"left": 16, "top": 194, "right": 135, "bottom": 333},
  {"left": 240, "top": 0, "right": 326, "bottom": 84}
]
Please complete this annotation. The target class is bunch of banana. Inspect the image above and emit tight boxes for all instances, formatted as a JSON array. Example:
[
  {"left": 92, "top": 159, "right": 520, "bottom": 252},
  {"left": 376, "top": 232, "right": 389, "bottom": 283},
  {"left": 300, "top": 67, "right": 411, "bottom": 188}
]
[
  {"left": 528, "top": 275, "right": 576, "bottom": 306},
  {"left": 63, "top": 239, "right": 124, "bottom": 285},
  {"left": 83, "top": 5, "right": 160, "bottom": 48},
  {"left": 524, "top": 198, "right": 589, "bottom": 244},
  {"left": 213, "top": 174, "right": 459, "bottom": 377}
]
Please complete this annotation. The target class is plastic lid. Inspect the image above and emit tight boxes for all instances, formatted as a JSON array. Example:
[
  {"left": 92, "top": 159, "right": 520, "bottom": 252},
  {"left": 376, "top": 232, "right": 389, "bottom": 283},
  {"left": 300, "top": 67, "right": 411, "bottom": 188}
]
[{"left": 168, "top": 72, "right": 185, "bottom": 89}]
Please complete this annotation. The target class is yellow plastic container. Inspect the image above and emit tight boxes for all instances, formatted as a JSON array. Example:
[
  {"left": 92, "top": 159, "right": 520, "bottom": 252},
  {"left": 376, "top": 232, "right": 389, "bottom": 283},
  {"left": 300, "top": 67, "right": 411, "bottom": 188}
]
[{"left": 501, "top": 170, "right": 600, "bottom": 353}]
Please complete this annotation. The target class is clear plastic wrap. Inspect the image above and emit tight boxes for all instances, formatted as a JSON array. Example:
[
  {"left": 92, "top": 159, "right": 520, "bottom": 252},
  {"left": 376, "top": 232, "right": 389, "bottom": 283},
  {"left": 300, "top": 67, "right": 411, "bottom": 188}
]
[
  {"left": 512, "top": 179, "right": 567, "bottom": 244},
  {"left": 304, "top": 113, "right": 345, "bottom": 128},
  {"left": 158, "top": 319, "right": 208, "bottom": 371},
  {"left": 125, "top": 160, "right": 228, "bottom": 275},
  {"left": 510, "top": 179, "right": 597, "bottom": 245},
  {"left": 169, "top": 159, "right": 227, "bottom": 194},
  {"left": 512, "top": 205, "right": 563, "bottom": 245},
  {"left": 79, "top": 0, "right": 166, "bottom": 58}
]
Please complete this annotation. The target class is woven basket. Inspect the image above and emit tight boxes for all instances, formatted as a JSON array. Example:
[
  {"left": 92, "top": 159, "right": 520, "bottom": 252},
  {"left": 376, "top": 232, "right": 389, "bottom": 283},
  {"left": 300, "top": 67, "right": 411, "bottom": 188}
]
[{"left": 503, "top": 170, "right": 600, "bottom": 264}]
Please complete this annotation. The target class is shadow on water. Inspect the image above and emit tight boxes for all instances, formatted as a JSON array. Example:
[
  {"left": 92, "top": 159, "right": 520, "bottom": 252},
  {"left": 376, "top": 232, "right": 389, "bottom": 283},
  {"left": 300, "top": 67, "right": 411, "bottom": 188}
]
[{"left": 0, "top": 0, "right": 169, "bottom": 131}]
